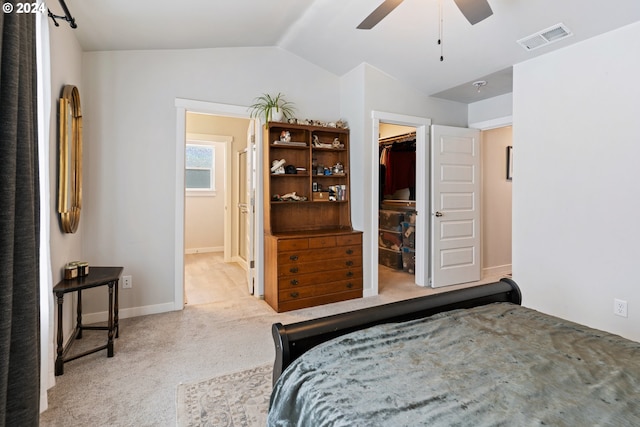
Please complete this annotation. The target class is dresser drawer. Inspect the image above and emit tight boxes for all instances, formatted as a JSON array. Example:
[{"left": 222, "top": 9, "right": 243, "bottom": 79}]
[
  {"left": 308, "top": 236, "right": 336, "bottom": 249},
  {"left": 279, "top": 278, "right": 363, "bottom": 302},
  {"left": 336, "top": 233, "right": 361, "bottom": 246},
  {"left": 278, "top": 245, "right": 361, "bottom": 264},
  {"left": 278, "top": 256, "right": 362, "bottom": 277},
  {"left": 278, "top": 239, "right": 309, "bottom": 251},
  {"left": 278, "top": 268, "right": 363, "bottom": 290}
]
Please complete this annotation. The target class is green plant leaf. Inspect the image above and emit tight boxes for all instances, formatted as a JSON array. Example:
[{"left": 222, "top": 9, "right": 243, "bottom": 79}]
[{"left": 247, "top": 92, "right": 297, "bottom": 128}]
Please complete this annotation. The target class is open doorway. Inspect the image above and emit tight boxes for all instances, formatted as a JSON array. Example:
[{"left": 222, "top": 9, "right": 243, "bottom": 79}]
[
  {"left": 377, "top": 123, "right": 419, "bottom": 292},
  {"left": 370, "top": 112, "right": 431, "bottom": 296},
  {"left": 183, "top": 112, "right": 251, "bottom": 305},
  {"left": 480, "top": 126, "right": 512, "bottom": 278},
  {"left": 173, "top": 99, "right": 262, "bottom": 308},
  {"left": 370, "top": 113, "right": 510, "bottom": 296}
]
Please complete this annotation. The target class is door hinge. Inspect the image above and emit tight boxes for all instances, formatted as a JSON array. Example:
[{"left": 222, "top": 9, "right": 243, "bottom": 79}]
[
  {"left": 250, "top": 260, "right": 255, "bottom": 269},
  {"left": 250, "top": 135, "right": 255, "bottom": 143}
]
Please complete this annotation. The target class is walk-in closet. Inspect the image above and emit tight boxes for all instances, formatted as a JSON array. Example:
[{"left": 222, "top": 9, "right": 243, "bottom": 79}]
[{"left": 378, "top": 124, "right": 417, "bottom": 280}]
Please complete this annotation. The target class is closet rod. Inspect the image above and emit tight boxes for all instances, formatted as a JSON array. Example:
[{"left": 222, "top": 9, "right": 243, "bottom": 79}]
[{"left": 379, "top": 131, "right": 417, "bottom": 145}]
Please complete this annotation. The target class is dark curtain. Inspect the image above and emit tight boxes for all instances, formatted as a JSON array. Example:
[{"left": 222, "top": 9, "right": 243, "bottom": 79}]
[{"left": 0, "top": 5, "right": 41, "bottom": 426}]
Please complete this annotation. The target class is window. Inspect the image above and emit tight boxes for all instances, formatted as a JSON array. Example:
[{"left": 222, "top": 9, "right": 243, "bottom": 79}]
[{"left": 186, "top": 143, "right": 215, "bottom": 193}]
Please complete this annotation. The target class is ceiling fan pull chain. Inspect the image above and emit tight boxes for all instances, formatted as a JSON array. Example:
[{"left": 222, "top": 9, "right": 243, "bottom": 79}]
[{"left": 438, "top": 0, "right": 444, "bottom": 61}]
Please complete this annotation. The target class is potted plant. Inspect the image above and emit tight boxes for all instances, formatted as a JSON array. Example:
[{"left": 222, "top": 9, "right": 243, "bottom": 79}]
[{"left": 248, "top": 93, "right": 296, "bottom": 127}]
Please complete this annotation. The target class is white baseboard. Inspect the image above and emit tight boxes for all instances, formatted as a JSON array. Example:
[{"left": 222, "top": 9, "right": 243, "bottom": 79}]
[
  {"left": 483, "top": 264, "right": 512, "bottom": 278},
  {"left": 82, "top": 302, "right": 177, "bottom": 325},
  {"left": 184, "top": 246, "right": 223, "bottom": 254},
  {"left": 363, "top": 288, "right": 377, "bottom": 298},
  {"left": 232, "top": 255, "right": 248, "bottom": 270}
]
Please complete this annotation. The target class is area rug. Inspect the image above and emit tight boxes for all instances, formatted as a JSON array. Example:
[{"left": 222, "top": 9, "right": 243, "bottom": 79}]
[{"left": 177, "top": 364, "right": 272, "bottom": 427}]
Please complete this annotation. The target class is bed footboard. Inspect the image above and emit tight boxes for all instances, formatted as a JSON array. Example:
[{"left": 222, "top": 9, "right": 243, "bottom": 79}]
[{"left": 271, "top": 278, "right": 521, "bottom": 384}]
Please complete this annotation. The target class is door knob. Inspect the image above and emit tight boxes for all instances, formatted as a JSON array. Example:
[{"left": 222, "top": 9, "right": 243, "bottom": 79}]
[{"left": 435, "top": 211, "right": 443, "bottom": 217}]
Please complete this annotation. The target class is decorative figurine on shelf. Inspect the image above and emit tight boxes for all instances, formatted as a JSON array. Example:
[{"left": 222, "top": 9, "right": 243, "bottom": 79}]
[
  {"left": 285, "top": 165, "right": 297, "bottom": 174},
  {"left": 280, "top": 131, "right": 291, "bottom": 142},
  {"left": 332, "top": 138, "right": 345, "bottom": 149},
  {"left": 271, "top": 159, "right": 286, "bottom": 174},
  {"left": 313, "top": 135, "right": 333, "bottom": 148},
  {"left": 333, "top": 162, "right": 344, "bottom": 175},
  {"left": 272, "top": 192, "right": 308, "bottom": 202}
]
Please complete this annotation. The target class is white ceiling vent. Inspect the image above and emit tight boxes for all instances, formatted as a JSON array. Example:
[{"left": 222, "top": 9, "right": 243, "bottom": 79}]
[{"left": 517, "top": 23, "right": 573, "bottom": 51}]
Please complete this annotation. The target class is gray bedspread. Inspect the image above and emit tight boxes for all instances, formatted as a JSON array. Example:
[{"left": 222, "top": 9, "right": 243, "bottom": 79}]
[{"left": 268, "top": 303, "right": 640, "bottom": 426}]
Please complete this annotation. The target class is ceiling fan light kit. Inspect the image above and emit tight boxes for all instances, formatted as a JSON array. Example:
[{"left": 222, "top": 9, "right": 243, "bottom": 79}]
[{"left": 472, "top": 80, "right": 487, "bottom": 92}]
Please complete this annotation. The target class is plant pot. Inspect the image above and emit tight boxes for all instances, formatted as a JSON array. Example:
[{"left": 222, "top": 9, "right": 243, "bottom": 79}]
[{"left": 271, "top": 110, "right": 284, "bottom": 122}]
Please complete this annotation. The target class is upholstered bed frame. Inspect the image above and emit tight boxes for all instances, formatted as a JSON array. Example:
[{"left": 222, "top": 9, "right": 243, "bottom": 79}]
[{"left": 271, "top": 278, "right": 521, "bottom": 384}]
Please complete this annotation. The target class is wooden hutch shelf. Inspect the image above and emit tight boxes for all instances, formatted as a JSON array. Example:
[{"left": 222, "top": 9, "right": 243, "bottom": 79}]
[{"left": 263, "top": 122, "right": 363, "bottom": 312}]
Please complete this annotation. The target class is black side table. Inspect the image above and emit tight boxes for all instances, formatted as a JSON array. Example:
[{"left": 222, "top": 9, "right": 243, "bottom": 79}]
[{"left": 53, "top": 266, "right": 123, "bottom": 375}]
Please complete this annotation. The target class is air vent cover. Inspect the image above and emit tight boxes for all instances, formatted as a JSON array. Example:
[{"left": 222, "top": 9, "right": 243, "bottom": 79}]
[{"left": 517, "top": 23, "right": 573, "bottom": 51}]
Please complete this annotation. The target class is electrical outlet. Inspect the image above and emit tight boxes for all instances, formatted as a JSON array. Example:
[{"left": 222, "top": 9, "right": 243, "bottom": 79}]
[
  {"left": 614, "top": 298, "right": 627, "bottom": 318},
  {"left": 122, "top": 275, "right": 132, "bottom": 289}
]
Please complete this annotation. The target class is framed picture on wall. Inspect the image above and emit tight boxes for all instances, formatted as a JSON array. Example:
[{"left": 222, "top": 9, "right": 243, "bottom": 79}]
[{"left": 507, "top": 146, "right": 513, "bottom": 180}]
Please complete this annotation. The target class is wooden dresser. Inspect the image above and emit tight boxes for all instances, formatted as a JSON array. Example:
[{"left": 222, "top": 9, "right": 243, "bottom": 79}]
[
  {"left": 264, "top": 230, "right": 362, "bottom": 312},
  {"left": 263, "top": 122, "right": 363, "bottom": 312}
]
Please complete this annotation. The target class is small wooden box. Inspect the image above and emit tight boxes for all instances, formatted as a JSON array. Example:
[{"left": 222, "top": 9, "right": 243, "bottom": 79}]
[{"left": 312, "top": 191, "right": 330, "bottom": 201}]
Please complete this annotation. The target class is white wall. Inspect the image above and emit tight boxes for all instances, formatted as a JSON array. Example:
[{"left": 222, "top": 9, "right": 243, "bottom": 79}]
[
  {"left": 468, "top": 93, "right": 512, "bottom": 128},
  {"left": 341, "top": 64, "right": 468, "bottom": 296},
  {"left": 48, "top": 21, "right": 84, "bottom": 347},
  {"left": 79, "top": 47, "right": 341, "bottom": 315},
  {"left": 513, "top": 22, "right": 640, "bottom": 342}
]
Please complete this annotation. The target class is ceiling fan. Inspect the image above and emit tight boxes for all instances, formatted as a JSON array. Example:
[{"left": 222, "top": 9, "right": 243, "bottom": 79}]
[{"left": 357, "top": 0, "right": 493, "bottom": 29}]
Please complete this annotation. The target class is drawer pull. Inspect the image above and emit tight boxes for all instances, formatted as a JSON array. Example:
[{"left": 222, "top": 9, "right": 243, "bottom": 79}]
[
  {"left": 346, "top": 249, "right": 354, "bottom": 255},
  {"left": 289, "top": 267, "right": 298, "bottom": 274},
  {"left": 346, "top": 282, "right": 353, "bottom": 289},
  {"left": 290, "top": 292, "right": 299, "bottom": 298},
  {"left": 290, "top": 279, "right": 299, "bottom": 286},
  {"left": 346, "top": 260, "right": 354, "bottom": 267},
  {"left": 289, "top": 255, "right": 299, "bottom": 261},
  {"left": 346, "top": 271, "right": 354, "bottom": 277}
]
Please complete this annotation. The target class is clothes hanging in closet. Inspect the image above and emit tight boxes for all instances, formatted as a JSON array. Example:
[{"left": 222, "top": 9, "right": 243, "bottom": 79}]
[{"left": 380, "top": 140, "right": 416, "bottom": 198}]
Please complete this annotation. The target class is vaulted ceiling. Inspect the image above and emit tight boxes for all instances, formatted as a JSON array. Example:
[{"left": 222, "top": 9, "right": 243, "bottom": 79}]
[{"left": 59, "top": 0, "right": 640, "bottom": 103}]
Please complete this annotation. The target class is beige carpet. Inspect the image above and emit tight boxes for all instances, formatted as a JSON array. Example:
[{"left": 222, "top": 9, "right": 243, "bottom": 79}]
[
  {"left": 177, "top": 364, "right": 272, "bottom": 427},
  {"left": 40, "top": 253, "right": 502, "bottom": 426}
]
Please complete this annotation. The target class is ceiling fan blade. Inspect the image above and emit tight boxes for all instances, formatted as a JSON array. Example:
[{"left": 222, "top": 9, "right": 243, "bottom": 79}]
[
  {"left": 357, "top": 0, "right": 404, "bottom": 30},
  {"left": 453, "top": 0, "right": 493, "bottom": 25}
]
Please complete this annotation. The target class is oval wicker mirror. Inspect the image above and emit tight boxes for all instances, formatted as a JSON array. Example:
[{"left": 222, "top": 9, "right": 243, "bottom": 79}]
[{"left": 58, "top": 85, "right": 82, "bottom": 233}]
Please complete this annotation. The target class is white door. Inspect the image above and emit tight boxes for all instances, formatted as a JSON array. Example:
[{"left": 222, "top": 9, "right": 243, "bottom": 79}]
[
  {"left": 430, "top": 125, "right": 481, "bottom": 288},
  {"left": 244, "top": 121, "right": 257, "bottom": 294},
  {"left": 238, "top": 149, "right": 249, "bottom": 262}
]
